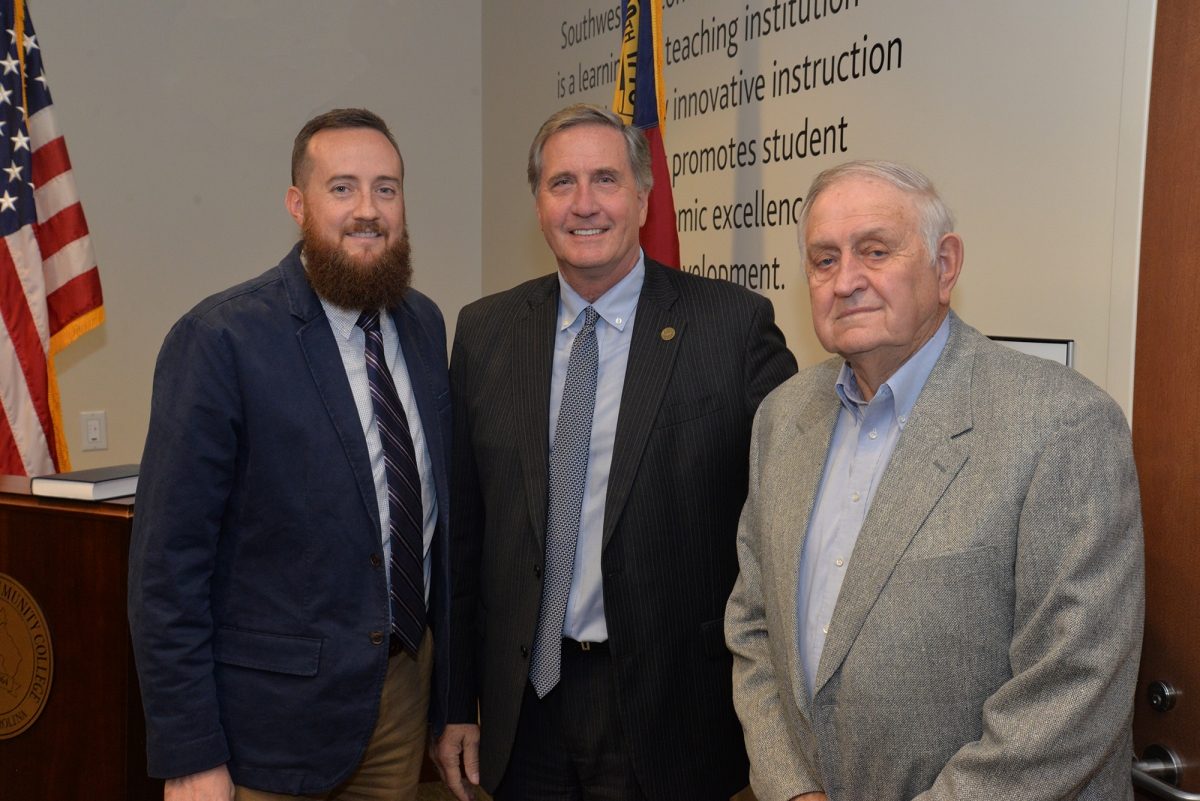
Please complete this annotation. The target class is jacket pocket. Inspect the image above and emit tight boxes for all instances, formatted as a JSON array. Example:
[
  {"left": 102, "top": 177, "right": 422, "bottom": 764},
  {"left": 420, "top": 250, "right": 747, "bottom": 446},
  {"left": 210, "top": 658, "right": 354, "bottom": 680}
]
[
  {"left": 889, "top": 546, "right": 997, "bottom": 586},
  {"left": 700, "top": 617, "right": 730, "bottom": 659},
  {"left": 655, "top": 395, "right": 724, "bottom": 429},
  {"left": 212, "top": 626, "right": 323, "bottom": 676}
]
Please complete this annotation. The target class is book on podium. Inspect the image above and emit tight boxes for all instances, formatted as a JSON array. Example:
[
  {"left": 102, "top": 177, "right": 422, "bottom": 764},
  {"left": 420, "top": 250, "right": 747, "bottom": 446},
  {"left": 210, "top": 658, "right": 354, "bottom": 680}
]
[{"left": 29, "top": 464, "right": 139, "bottom": 501}]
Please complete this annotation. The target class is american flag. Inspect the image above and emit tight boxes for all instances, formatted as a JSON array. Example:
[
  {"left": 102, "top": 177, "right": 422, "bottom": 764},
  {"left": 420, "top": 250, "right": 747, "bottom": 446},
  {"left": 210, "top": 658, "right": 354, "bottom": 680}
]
[{"left": 0, "top": 0, "right": 102, "bottom": 477}]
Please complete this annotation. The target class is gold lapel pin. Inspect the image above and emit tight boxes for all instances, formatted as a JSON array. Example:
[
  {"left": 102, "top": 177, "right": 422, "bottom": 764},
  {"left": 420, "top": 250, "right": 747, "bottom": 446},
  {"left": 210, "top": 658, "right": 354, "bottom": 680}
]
[{"left": 661, "top": 327, "right": 675, "bottom": 341}]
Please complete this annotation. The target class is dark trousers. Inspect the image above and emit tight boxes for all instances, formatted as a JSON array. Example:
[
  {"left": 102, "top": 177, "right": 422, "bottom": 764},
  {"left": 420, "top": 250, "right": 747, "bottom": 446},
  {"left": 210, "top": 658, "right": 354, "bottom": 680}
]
[{"left": 494, "top": 640, "right": 649, "bottom": 801}]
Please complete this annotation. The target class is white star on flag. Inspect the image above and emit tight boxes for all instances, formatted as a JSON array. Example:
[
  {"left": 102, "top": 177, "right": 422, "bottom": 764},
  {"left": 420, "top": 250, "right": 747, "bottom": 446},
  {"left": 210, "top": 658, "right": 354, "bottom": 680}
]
[
  {"left": 0, "top": 54, "right": 17, "bottom": 74},
  {"left": 34, "top": 73, "right": 46, "bottom": 88},
  {"left": 22, "top": 33, "right": 35, "bottom": 52},
  {"left": 10, "top": 129, "right": 28, "bottom": 151},
  {"left": 3, "top": 164, "right": 20, "bottom": 182},
  {"left": 0, "top": 84, "right": 11, "bottom": 105},
  {"left": 0, "top": 190, "right": 17, "bottom": 212}
]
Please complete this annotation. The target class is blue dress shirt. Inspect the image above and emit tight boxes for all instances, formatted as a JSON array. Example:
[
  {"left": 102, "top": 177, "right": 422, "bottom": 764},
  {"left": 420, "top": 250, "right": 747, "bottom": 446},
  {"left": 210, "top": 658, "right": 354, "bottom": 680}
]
[
  {"left": 797, "top": 314, "right": 951, "bottom": 694},
  {"left": 319, "top": 297, "right": 438, "bottom": 604},
  {"left": 550, "top": 253, "right": 645, "bottom": 642}
]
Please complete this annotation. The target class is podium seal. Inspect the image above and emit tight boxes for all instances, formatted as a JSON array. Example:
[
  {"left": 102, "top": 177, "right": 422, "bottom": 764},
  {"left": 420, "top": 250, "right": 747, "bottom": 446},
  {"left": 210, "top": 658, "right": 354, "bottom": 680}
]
[{"left": 0, "top": 573, "right": 53, "bottom": 739}]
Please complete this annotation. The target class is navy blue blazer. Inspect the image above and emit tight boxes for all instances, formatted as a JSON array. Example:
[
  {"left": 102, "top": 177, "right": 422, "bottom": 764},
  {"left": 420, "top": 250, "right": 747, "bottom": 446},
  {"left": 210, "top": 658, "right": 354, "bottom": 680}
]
[{"left": 129, "top": 243, "right": 452, "bottom": 794}]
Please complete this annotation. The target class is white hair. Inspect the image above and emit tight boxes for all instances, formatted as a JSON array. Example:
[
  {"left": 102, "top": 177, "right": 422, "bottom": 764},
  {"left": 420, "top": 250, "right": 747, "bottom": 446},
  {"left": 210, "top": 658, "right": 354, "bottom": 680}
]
[{"left": 796, "top": 160, "right": 955, "bottom": 265}]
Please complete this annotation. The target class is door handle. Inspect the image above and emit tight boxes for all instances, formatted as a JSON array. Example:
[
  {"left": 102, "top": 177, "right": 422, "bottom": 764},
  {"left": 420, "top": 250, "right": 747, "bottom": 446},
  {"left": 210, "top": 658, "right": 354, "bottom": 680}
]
[{"left": 1134, "top": 745, "right": 1199, "bottom": 800}]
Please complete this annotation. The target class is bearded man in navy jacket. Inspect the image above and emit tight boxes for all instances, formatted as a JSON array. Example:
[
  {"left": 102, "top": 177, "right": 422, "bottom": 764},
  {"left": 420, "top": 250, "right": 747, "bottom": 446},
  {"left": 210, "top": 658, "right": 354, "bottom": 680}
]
[{"left": 129, "top": 108, "right": 452, "bottom": 801}]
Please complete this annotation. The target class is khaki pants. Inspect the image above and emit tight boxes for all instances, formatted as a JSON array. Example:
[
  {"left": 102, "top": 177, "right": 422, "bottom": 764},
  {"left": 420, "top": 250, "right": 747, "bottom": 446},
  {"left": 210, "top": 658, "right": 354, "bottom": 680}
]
[{"left": 236, "top": 629, "right": 433, "bottom": 801}]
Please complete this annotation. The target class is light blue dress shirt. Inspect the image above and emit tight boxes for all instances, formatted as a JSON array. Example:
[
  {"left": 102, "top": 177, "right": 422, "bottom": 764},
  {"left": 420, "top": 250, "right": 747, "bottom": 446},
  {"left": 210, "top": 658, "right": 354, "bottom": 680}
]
[
  {"left": 319, "top": 297, "right": 438, "bottom": 604},
  {"left": 550, "top": 253, "right": 645, "bottom": 642},
  {"left": 797, "top": 314, "right": 950, "bottom": 695}
]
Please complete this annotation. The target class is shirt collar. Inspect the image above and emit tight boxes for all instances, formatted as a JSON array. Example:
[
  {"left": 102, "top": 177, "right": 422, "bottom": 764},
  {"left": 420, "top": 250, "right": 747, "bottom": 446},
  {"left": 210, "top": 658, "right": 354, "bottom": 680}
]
[
  {"left": 557, "top": 251, "right": 645, "bottom": 332},
  {"left": 319, "top": 296, "right": 374, "bottom": 342},
  {"left": 835, "top": 313, "right": 951, "bottom": 429}
]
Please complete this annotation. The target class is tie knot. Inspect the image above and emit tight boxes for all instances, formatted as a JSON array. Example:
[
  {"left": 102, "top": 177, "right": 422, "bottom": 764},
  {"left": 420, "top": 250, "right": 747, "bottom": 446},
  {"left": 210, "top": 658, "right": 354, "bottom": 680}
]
[
  {"left": 357, "top": 311, "right": 381, "bottom": 335},
  {"left": 582, "top": 306, "right": 599, "bottom": 332}
]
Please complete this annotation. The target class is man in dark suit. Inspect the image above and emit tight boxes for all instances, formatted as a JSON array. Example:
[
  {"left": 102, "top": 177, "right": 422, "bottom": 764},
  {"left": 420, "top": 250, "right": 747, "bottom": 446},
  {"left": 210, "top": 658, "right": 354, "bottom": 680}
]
[
  {"left": 129, "top": 108, "right": 452, "bottom": 800},
  {"left": 431, "top": 104, "right": 796, "bottom": 801}
]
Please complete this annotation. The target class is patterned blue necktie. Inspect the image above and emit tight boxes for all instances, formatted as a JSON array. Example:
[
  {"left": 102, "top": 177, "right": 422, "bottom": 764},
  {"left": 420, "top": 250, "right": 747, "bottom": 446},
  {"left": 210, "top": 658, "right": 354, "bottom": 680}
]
[
  {"left": 530, "top": 306, "right": 600, "bottom": 698},
  {"left": 358, "top": 311, "right": 426, "bottom": 656}
]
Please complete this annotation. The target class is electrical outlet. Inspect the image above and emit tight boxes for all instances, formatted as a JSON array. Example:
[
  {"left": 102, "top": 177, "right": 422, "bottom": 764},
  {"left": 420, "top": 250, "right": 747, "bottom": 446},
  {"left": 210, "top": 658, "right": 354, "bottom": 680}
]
[{"left": 80, "top": 411, "right": 108, "bottom": 451}]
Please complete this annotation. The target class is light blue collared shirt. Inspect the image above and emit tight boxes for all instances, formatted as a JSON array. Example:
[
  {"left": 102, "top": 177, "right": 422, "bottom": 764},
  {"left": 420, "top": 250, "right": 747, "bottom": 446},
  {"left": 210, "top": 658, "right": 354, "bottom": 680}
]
[
  {"left": 550, "top": 252, "right": 645, "bottom": 642},
  {"left": 319, "top": 297, "right": 438, "bottom": 604},
  {"left": 797, "top": 314, "right": 951, "bottom": 694}
]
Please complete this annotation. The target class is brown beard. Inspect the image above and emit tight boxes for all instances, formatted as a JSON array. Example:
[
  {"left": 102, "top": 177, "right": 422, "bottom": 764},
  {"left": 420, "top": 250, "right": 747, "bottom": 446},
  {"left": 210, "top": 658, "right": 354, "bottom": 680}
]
[{"left": 302, "top": 218, "right": 413, "bottom": 311}]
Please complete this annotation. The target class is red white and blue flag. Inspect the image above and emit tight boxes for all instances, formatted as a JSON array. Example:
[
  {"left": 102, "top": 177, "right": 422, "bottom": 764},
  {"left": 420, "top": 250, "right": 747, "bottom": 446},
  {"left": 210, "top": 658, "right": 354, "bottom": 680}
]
[
  {"left": 0, "top": 0, "right": 103, "bottom": 476},
  {"left": 613, "top": 0, "right": 680, "bottom": 269}
]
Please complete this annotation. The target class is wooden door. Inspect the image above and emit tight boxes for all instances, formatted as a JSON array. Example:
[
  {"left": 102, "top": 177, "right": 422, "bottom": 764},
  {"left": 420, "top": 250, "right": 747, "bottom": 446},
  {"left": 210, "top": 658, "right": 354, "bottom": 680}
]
[{"left": 1132, "top": 1, "right": 1200, "bottom": 797}]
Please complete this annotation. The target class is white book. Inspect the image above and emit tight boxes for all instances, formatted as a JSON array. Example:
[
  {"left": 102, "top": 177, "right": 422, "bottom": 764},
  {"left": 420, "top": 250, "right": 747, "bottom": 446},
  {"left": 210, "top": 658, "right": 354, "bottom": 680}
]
[{"left": 30, "top": 464, "right": 139, "bottom": 501}]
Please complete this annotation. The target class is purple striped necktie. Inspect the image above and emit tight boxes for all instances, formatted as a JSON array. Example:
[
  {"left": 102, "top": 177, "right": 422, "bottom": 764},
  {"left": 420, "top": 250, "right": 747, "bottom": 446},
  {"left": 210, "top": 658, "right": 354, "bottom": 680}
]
[{"left": 358, "top": 311, "right": 425, "bottom": 655}]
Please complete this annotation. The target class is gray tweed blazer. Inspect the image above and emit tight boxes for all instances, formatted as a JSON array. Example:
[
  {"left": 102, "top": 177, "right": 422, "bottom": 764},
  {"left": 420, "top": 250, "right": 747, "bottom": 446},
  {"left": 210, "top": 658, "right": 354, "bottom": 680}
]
[{"left": 726, "top": 311, "right": 1144, "bottom": 801}]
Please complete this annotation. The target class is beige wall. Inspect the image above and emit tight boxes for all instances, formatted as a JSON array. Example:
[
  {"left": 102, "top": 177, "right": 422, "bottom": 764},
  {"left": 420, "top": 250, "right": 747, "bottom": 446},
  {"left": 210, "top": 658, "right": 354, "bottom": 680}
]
[
  {"left": 22, "top": 1, "right": 1158, "bottom": 476},
  {"left": 36, "top": 0, "right": 482, "bottom": 470},
  {"left": 479, "top": 0, "right": 1157, "bottom": 421},
  {"left": 481, "top": 2, "right": 570, "bottom": 295}
]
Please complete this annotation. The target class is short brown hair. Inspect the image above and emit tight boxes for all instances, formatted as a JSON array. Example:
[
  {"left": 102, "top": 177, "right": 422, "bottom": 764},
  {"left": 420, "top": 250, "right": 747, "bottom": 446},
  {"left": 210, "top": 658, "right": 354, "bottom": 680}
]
[
  {"left": 291, "top": 108, "right": 404, "bottom": 187},
  {"left": 527, "top": 104, "right": 653, "bottom": 194}
]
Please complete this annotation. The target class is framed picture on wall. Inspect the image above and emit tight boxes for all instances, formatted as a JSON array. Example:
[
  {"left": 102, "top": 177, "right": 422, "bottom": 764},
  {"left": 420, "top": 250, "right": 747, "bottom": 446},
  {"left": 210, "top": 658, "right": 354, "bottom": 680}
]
[{"left": 989, "top": 336, "right": 1074, "bottom": 368}]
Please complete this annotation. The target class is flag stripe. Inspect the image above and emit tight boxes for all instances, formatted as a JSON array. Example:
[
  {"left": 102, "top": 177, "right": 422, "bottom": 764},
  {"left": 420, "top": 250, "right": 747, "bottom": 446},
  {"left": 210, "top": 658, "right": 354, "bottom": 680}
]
[
  {"left": 0, "top": 319, "right": 53, "bottom": 476},
  {"left": 640, "top": 117, "right": 680, "bottom": 268},
  {"left": 47, "top": 265, "right": 101, "bottom": 335},
  {"left": 30, "top": 135, "right": 69, "bottom": 187},
  {"left": 27, "top": 105, "right": 60, "bottom": 152},
  {"left": 0, "top": 345, "right": 53, "bottom": 473},
  {"left": 0, "top": 395, "right": 26, "bottom": 474},
  {"left": 5, "top": 225, "right": 46, "bottom": 348},
  {"left": 34, "top": 168, "right": 79, "bottom": 223},
  {"left": 0, "top": 235, "right": 55, "bottom": 459},
  {"left": 41, "top": 234, "right": 94, "bottom": 295},
  {"left": 33, "top": 200, "right": 88, "bottom": 261}
]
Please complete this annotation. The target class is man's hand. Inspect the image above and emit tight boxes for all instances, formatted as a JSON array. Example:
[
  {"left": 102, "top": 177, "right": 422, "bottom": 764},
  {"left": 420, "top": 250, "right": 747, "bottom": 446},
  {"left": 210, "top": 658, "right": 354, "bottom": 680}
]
[
  {"left": 430, "top": 723, "right": 481, "bottom": 801},
  {"left": 164, "top": 764, "right": 234, "bottom": 801},
  {"left": 791, "top": 795, "right": 827, "bottom": 800}
]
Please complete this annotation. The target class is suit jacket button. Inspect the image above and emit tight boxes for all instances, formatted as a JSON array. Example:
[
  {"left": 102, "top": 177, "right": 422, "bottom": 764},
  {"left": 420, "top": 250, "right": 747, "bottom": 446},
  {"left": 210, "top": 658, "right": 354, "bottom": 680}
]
[
  {"left": 370, "top": 631, "right": 385, "bottom": 645},
  {"left": 520, "top": 645, "right": 528, "bottom": 658},
  {"left": 370, "top": 554, "right": 382, "bottom": 567},
  {"left": 534, "top": 564, "right": 541, "bottom": 579}
]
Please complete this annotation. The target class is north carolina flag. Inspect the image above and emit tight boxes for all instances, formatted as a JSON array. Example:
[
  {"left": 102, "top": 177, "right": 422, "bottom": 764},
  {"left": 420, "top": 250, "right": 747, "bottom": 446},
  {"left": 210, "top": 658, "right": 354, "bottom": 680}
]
[
  {"left": 0, "top": 0, "right": 103, "bottom": 477},
  {"left": 613, "top": 0, "right": 680, "bottom": 269}
]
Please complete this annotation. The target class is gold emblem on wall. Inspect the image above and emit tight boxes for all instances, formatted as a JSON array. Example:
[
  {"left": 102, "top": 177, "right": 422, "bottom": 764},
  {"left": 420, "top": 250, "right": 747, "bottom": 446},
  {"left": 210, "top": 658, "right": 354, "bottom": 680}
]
[{"left": 0, "top": 573, "right": 53, "bottom": 739}]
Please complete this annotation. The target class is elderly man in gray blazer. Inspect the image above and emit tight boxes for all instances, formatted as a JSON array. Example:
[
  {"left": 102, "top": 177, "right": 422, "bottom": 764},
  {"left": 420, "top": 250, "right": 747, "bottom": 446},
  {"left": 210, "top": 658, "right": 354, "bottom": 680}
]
[{"left": 725, "top": 160, "right": 1144, "bottom": 801}]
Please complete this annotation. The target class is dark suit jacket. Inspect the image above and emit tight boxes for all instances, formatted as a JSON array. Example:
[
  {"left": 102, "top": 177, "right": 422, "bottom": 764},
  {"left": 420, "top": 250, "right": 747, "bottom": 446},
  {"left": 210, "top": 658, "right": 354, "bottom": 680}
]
[
  {"left": 448, "top": 259, "right": 797, "bottom": 799},
  {"left": 128, "top": 243, "right": 452, "bottom": 794}
]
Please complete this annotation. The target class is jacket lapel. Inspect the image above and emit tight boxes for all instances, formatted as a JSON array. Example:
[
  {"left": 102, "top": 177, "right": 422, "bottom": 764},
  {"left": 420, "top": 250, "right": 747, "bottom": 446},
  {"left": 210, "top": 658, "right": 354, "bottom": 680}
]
[
  {"left": 772, "top": 366, "right": 842, "bottom": 722},
  {"left": 813, "top": 313, "right": 976, "bottom": 695},
  {"left": 281, "top": 246, "right": 382, "bottom": 535},
  {"left": 603, "top": 262, "right": 685, "bottom": 547},
  {"left": 512, "top": 276, "right": 559, "bottom": 550}
]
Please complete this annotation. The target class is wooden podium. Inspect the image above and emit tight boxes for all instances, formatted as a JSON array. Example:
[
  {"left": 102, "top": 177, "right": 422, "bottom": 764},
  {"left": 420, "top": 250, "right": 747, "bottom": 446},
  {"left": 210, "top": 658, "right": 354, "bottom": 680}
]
[{"left": 0, "top": 475, "right": 161, "bottom": 800}]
